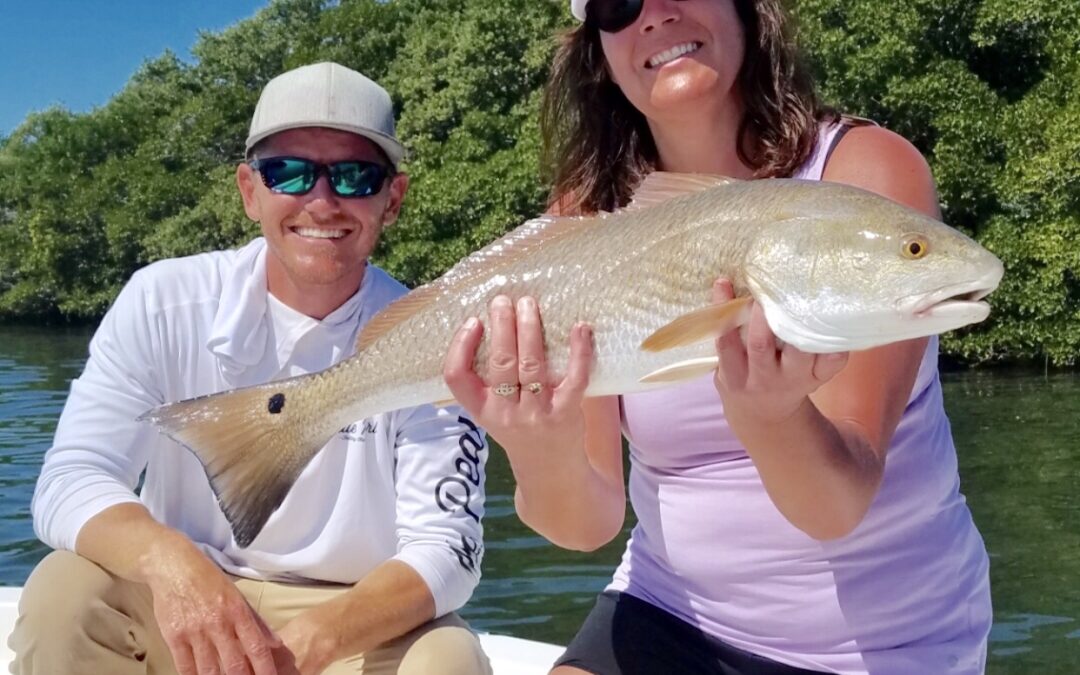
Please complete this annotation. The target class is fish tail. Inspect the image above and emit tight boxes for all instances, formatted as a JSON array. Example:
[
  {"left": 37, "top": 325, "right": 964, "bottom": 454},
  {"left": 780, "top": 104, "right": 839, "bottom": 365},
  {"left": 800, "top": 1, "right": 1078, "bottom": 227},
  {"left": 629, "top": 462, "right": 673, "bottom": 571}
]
[{"left": 138, "top": 374, "right": 345, "bottom": 547}]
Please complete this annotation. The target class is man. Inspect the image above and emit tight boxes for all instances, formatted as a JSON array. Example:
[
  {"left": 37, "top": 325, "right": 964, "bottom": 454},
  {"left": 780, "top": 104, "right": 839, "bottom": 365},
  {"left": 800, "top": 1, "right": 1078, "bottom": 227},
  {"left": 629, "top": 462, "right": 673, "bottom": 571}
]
[{"left": 9, "top": 62, "right": 491, "bottom": 675}]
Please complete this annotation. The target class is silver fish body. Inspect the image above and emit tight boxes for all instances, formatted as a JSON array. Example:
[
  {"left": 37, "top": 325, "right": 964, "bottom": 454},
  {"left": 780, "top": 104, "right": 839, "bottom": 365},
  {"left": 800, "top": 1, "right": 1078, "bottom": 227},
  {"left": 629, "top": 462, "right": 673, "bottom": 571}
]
[{"left": 141, "top": 173, "right": 1004, "bottom": 547}]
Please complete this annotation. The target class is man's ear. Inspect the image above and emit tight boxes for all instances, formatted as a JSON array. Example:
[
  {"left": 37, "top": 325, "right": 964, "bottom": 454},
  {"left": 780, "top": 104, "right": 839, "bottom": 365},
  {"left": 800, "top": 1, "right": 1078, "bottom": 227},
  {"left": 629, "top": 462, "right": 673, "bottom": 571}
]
[
  {"left": 236, "top": 163, "right": 262, "bottom": 222},
  {"left": 381, "top": 172, "right": 410, "bottom": 226}
]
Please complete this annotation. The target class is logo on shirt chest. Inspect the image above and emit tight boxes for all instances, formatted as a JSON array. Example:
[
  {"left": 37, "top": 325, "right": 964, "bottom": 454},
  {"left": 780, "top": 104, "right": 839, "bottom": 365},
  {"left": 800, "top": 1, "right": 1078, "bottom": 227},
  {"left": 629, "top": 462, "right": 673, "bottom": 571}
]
[{"left": 339, "top": 419, "right": 377, "bottom": 442}]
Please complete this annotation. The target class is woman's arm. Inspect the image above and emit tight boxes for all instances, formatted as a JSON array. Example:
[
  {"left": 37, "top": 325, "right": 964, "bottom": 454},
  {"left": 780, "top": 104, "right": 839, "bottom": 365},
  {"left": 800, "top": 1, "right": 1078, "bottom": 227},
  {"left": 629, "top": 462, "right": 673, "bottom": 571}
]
[
  {"left": 717, "top": 125, "right": 941, "bottom": 540},
  {"left": 512, "top": 394, "right": 625, "bottom": 551}
]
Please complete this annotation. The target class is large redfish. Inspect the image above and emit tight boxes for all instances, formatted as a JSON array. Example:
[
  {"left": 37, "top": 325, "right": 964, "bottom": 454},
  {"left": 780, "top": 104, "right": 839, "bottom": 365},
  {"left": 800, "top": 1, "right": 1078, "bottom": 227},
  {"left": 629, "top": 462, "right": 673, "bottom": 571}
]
[{"left": 141, "top": 173, "right": 1004, "bottom": 546}]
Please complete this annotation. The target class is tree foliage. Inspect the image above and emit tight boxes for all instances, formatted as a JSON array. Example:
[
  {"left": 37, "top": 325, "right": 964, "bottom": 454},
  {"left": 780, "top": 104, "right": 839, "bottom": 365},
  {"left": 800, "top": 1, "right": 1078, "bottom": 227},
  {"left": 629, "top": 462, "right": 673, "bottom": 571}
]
[
  {"left": 0, "top": 0, "right": 1076, "bottom": 364},
  {"left": 796, "top": 0, "right": 1080, "bottom": 364}
]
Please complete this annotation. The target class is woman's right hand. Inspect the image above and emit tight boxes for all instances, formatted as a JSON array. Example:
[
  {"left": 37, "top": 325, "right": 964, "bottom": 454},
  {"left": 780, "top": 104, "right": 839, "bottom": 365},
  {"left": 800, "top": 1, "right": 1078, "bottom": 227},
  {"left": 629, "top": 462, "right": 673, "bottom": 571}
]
[
  {"left": 446, "top": 294, "right": 626, "bottom": 550},
  {"left": 443, "top": 294, "right": 595, "bottom": 459}
]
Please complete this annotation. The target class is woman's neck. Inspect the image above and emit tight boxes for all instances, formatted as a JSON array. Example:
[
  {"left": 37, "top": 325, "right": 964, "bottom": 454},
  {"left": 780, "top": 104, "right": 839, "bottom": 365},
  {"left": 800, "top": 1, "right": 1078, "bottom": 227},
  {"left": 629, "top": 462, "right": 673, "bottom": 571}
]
[{"left": 647, "top": 96, "right": 755, "bottom": 179}]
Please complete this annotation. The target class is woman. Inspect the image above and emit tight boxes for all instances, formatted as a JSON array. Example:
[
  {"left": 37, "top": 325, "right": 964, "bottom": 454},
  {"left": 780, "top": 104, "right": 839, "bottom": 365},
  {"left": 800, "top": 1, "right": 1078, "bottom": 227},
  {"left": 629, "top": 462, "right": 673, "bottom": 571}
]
[{"left": 444, "top": 1, "right": 991, "bottom": 673}]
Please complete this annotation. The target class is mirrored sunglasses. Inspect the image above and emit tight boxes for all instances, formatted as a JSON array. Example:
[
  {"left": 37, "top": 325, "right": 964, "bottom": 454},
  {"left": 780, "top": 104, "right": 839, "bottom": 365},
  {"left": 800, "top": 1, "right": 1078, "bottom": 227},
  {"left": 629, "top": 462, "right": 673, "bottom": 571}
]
[{"left": 249, "top": 157, "right": 392, "bottom": 198}]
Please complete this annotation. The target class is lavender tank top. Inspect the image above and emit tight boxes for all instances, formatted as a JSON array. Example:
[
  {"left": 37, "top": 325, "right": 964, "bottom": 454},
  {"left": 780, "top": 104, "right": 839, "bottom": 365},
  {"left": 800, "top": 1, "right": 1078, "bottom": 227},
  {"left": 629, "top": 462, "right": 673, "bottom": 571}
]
[{"left": 610, "top": 122, "right": 992, "bottom": 674}]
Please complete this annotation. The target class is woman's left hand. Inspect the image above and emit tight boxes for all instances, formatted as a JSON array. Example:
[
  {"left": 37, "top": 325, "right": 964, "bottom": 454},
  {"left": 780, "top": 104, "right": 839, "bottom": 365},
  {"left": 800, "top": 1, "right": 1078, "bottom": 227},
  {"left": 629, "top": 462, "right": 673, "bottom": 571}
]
[{"left": 711, "top": 278, "right": 849, "bottom": 424}]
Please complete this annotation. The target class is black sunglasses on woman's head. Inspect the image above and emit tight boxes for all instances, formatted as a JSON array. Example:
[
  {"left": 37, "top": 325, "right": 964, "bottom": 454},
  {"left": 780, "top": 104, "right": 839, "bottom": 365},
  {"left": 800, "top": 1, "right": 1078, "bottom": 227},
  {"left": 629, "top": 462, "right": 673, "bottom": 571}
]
[
  {"left": 586, "top": 0, "right": 692, "bottom": 34},
  {"left": 586, "top": 0, "right": 645, "bottom": 33}
]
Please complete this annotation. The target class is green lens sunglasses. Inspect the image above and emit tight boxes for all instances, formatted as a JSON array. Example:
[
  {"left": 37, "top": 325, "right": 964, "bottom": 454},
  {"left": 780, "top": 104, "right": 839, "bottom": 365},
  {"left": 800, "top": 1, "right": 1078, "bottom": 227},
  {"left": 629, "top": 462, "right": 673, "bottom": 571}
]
[{"left": 249, "top": 157, "right": 393, "bottom": 198}]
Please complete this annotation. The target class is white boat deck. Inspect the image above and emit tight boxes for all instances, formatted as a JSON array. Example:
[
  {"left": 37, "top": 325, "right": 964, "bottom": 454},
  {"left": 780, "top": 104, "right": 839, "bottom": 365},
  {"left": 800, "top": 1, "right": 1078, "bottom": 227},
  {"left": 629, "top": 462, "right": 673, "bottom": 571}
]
[{"left": 0, "top": 586, "right": 562, "bottom": 674}]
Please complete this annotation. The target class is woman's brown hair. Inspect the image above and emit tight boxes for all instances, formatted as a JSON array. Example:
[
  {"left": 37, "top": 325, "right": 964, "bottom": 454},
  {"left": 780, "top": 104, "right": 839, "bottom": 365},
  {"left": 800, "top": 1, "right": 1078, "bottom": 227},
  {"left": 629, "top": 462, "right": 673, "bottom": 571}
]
[{"left": 540, "top": 0, "right": 836, "bottom": 215}]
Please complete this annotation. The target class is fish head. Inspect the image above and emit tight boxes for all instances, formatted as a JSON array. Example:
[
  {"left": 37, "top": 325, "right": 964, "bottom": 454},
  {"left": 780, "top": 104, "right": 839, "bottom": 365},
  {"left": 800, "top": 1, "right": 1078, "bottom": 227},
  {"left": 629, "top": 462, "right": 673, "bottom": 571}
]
[{"left": 743, "top": 183, "right": 1004, "bottom": 353}]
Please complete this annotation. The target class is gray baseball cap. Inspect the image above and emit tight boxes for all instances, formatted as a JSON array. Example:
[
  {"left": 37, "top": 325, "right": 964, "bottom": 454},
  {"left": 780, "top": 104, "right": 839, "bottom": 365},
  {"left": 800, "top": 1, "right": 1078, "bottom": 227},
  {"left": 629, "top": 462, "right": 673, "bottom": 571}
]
[{"left": 245, "top": 62, "right": 405, "bottom": 167}]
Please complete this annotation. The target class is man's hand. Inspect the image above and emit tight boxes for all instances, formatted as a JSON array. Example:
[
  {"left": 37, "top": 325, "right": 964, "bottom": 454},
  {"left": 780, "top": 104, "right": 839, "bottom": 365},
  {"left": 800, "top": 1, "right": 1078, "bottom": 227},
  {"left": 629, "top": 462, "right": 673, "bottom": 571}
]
[
  {"left": 143, "top": 535, "right": 283, "bottom": 675},
  {"left": 277, "top": 613, "right": 336, "bottom": 675}
]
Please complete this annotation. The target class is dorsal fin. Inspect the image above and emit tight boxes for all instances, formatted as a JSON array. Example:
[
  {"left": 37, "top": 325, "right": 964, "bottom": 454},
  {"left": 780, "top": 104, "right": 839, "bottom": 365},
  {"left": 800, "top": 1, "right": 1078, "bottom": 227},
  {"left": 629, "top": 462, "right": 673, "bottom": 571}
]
[
  {"left": 356, "top": 213, "right": 598, "bottom": 352},
  {"left": 356, "top": 285, "right": 442, "bottom": 352},
  {"left": 625, "top": 172, "right": 736, "bottom": 211}
]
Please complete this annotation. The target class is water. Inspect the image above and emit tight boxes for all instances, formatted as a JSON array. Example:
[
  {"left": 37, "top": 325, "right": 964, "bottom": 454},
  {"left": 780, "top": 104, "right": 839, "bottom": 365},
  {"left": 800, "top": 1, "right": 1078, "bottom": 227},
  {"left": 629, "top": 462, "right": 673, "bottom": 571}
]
[
  {"left": 0, "top": 326, "right": 91, "bottom": 582},
  {"left": 1, "top": 325, "right": 1077, "bottom": 672}
]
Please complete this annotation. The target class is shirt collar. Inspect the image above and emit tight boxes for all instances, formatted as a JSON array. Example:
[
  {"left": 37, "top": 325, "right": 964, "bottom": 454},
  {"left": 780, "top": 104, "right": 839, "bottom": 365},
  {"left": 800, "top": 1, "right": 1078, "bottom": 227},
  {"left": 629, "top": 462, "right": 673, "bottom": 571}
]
[
  {"left": 206, "top": 238, "right": 374, "bottom": 381},
  {"left": 207, "top": 238, "right": 270, "bottom": 379}
]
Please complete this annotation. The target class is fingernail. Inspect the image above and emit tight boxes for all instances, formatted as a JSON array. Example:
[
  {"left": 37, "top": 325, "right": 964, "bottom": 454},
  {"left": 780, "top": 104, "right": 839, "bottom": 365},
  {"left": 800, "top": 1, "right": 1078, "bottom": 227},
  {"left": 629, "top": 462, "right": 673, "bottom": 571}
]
[
  {"left": 464, "top": 317, "right": 479, "bottom": 330},
  {"left": 519, "top": 296, "right": 535, "bottom": 312}
]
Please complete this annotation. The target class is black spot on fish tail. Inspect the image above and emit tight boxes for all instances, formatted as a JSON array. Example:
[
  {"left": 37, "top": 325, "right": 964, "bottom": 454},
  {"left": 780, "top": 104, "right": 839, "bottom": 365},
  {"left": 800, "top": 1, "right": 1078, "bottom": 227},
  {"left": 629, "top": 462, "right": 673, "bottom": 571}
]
[{"left": 267, "top": 393, "right": 285, "bottom": 414}]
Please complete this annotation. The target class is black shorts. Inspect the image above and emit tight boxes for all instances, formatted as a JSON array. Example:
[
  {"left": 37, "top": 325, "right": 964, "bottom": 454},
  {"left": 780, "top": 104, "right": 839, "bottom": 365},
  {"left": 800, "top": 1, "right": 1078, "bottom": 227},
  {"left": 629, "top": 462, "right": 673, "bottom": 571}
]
[{"left": 553, "top": 591, "right": 829, "bottom": 675}]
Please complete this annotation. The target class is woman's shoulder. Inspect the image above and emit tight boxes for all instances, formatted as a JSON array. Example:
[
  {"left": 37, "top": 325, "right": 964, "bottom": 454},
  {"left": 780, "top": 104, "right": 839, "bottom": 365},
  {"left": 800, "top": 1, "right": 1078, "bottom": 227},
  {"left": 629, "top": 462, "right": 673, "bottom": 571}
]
[
  {"left": 823, "top": 120, "right": 940, "bottom": 218},
  {"left": 826, "top": 122, "right": 932, "bottom": 183}
]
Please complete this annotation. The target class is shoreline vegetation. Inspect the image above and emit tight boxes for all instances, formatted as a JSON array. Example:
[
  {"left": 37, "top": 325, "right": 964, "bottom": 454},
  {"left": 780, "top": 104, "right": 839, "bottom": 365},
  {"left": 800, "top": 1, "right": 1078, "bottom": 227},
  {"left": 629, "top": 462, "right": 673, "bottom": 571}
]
[{"left": 1, "top": 0, "right": 1077, "bottom": 365}]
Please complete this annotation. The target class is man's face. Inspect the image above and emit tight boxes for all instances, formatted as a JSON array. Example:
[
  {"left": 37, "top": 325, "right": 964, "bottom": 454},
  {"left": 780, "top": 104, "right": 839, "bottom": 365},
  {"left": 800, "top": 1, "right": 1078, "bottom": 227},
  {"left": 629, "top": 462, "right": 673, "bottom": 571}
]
[{"left": 236, "top": 127, "right": 408, "bottom": 310}]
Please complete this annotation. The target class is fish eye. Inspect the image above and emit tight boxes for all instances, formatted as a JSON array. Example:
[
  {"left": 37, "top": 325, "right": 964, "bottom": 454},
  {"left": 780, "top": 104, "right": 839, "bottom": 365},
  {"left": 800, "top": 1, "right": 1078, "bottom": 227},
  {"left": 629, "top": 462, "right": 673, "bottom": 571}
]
[{"left": 902, "top": 235, "right": 930, "bottom": 260}]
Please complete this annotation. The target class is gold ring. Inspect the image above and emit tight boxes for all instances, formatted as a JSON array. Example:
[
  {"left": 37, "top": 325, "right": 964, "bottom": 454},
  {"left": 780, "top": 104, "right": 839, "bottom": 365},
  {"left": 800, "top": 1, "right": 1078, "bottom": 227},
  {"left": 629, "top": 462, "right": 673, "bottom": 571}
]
[
  {"left": 492, "top": 383, "right": 520, "bottom": 397},
  {"left": 526, "top": 382, "right": 544, "bottom": 394}
]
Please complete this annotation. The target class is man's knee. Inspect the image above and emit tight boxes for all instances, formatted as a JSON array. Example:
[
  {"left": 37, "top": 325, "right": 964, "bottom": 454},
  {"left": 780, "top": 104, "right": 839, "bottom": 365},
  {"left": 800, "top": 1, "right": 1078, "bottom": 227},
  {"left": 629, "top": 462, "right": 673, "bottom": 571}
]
[
  {"left": 11, "top": 549, "right": 158, "bottom": 670},
  {"left": 16, "top": 550, "right": 115, "bottom": 631},
  {"left": 10, "top": 551, "right": 126, "bottom": 673},
  {"left": 15, "top": 551, "right": 182, "bottom": 675},
  {"left": 396, "top": 615, "right": 492, "bottom": 675}
]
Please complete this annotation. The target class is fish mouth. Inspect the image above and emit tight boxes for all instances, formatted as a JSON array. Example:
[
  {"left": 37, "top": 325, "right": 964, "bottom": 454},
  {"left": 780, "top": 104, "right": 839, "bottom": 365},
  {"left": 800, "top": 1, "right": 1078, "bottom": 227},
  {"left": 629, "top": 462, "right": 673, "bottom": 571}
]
[{"left": 908, "top": 271, "right": 1001, "bottom": 319}]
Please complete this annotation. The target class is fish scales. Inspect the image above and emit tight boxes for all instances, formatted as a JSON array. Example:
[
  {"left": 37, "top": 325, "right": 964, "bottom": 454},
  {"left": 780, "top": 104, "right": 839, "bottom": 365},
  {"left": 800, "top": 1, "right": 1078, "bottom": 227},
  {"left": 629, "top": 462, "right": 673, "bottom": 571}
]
[{"left": 321, "top": 186, "right": 766, "bottom": 417}]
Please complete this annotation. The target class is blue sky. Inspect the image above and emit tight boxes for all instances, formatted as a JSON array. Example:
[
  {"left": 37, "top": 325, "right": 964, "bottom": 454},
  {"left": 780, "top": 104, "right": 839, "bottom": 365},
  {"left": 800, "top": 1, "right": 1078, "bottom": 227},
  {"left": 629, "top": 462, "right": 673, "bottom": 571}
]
[{"left": 0, "top": 0, "right": 268, "bottom": 136}]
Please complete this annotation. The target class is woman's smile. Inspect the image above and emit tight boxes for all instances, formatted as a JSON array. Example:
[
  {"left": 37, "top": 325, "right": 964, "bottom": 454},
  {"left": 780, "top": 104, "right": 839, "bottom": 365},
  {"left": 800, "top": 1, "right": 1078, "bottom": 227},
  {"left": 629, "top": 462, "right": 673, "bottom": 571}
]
[{"left": 645, "top": 41, "right": 704, "bottom": 69}]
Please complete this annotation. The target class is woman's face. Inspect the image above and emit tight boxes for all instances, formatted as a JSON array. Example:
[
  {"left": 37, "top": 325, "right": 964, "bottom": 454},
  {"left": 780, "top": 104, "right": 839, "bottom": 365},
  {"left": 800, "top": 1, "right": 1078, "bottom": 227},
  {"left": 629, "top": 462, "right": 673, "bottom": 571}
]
[{"left": 598, "top": 0, "right": 746, "bottom": 119}]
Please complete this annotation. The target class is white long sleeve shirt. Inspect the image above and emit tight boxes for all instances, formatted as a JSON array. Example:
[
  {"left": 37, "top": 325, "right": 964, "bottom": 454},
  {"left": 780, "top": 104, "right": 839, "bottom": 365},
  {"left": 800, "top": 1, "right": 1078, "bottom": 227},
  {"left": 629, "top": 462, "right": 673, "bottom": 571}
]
[{"left": 31, "top": 238, "right": 486, "bottom": 616}]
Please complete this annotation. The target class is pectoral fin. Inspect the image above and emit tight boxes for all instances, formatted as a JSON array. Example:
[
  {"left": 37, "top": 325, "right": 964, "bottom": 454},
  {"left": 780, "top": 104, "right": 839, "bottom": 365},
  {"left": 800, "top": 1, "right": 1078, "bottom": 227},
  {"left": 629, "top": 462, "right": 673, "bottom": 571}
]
[
  {"left": 639, "top": 357, "right": 720, "bottom": 384},
  {"left": 641, "top": 297, "right": 753, "bottom": 352}
]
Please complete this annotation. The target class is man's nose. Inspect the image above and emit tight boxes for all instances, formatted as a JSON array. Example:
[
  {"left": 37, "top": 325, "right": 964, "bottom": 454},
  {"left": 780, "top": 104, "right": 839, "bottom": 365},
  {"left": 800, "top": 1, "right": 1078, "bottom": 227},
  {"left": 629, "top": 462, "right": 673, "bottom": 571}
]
[{"left": 300, "top": 173, "right": 344, "bottom": 217}]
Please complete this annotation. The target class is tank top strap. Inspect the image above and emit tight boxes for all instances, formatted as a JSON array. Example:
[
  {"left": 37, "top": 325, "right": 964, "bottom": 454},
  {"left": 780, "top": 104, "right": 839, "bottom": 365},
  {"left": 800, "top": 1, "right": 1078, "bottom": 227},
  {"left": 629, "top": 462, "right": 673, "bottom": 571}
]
[{"left": 793, "top": 115, "right": 876, "bottom": 181}]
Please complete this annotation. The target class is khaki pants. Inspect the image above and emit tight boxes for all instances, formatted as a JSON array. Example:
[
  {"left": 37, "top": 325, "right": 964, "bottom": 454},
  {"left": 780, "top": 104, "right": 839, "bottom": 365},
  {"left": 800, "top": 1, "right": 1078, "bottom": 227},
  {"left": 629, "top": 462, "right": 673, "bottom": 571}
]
[{"left": 9, "top": 551, "right": 492, "bottom": 675}]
